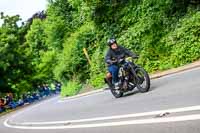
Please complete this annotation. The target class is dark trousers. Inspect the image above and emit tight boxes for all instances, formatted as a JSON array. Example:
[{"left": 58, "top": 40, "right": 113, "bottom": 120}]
[{"left": 108, "top": 65, "right": 119, "bottom": 84}]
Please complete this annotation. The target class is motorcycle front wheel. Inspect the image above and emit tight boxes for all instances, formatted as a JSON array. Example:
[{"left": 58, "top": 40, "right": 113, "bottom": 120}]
[{"left": 135, "top": 67, "right": 150, "bottom": 93}]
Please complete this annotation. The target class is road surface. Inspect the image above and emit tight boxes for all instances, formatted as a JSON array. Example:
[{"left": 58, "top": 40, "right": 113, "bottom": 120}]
[{"left": 0, "top": 67, "right": 200, "bottom": 133}]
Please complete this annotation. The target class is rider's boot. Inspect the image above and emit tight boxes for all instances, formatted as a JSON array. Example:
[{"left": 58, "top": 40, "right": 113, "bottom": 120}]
[{"left": 114, "top": 82, "right": 120, "bottom": 90}]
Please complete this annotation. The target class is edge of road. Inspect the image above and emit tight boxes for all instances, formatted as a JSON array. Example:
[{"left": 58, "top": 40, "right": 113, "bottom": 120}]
[{"left": 61, "top": 59, "right": 200, "bottom": 101}]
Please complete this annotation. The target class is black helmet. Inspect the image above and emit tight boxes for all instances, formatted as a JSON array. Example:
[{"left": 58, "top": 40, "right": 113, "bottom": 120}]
[{"left": 107, "top": 38, "right": 117, "bottom": 46}]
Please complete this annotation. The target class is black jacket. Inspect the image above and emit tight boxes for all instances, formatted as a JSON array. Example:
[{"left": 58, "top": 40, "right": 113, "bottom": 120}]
[{"left": 105, "top": 45, "right": 137, "bottom": 65}]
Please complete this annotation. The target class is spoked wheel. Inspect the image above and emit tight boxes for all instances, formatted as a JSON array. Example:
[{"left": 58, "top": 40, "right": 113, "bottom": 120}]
[
  {"left": 110, "top": 87, "right": 123, "bottom": 98},
  {"left": 135, "top": 67, "right": 150, "bottom": 93},
  {"left": 105, "top": 76, "right": 123, "bottom": 98}
]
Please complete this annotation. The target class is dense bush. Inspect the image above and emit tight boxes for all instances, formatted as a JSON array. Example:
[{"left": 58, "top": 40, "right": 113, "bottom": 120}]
[
  {"left": 162, "top": 10, "right": 200, "bottom": 67},
  {"left": 61, "top": 80, "right": 82, "bottom": 97}
]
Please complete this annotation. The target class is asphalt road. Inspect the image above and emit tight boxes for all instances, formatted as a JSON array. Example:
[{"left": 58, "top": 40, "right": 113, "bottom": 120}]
[{"left": 0, "top": 67, "right": 200, "bottom": 133}]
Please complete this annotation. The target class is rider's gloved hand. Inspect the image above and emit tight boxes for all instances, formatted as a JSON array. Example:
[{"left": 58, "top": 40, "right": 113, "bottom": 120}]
[
  {"left": 111, "top": 59, "right": 118, "bottom": 64},
  {"left": 117, "top": 58, "right": 124, "bottom": 64},
  {"left": 106, "top": 59, "right": 117, "bottom": 65}
]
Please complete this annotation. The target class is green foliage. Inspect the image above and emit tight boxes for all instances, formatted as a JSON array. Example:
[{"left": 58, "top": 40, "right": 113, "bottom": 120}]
[
  {"left": 54, "top": 22, "right": 95, "bottom": 82},
  {"left": 25, "top": 19, "right": 51, "bottom": 83},
  {"left": 26, "top": 19, "right": 47, "bottom": 60},
  {"left": 162, "top": 10, "right": 200, "bottom": 67},
  {"left": 61, "top": 80, "right": 82, "bottom": 97},
  {"left": 44, "top": 15, "right": 66, "bottom": 50},
  {"left": 89, "top": 48, "right": 106, "bottom": 88},
  {"left": 0, "top": 13, "right": 32, "bottom": 93},
  {"left": 33, "top": 50, "right": 57, "bottom": 81},
  {"left": 14, "top": 80, "right": 32, "bottom": 96}
]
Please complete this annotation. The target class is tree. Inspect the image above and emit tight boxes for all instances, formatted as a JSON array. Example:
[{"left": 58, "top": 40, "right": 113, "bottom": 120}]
[{"left": 0, "top": 13, "right": 32, "bottom": 93}]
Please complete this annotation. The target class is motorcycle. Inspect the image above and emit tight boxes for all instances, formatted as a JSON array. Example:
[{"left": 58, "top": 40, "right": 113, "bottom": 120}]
[{"left": 105, "top": 56, "right": 150, "bottom": 98}]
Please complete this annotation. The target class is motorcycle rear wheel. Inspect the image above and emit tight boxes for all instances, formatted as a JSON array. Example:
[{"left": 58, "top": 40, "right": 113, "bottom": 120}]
[{"left": 110, "top": 88, "right": 123, "bottom": 98}]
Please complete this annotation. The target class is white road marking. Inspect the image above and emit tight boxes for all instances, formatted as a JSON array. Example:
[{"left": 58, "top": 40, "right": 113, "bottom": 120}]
[
  {"left": 4, "top": 114, "right": 200, "bottom": 129},
  {"left": 4, "top": 105, "right": 200, "bottom": 129},
  {"left": 7, "top": 96, "right": 59, "bottom": 120},
  {"left": 18, "top": 105, "right": 200, "bottom": 125}
]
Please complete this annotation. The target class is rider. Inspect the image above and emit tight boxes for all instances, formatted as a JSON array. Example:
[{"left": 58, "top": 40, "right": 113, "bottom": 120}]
[{"left": 105, "top": 38, "right": 138, "bottom": 89}]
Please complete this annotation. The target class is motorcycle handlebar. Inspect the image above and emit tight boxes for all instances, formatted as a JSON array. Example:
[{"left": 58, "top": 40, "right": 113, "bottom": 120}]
[{"left": 107, "top": 56, "right": 139, "bottom": 65}]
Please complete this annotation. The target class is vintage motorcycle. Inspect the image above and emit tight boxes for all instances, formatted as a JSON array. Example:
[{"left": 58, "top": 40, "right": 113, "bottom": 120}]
[{"left": 105, "top": 57, "right": 150, "bottom": 98}]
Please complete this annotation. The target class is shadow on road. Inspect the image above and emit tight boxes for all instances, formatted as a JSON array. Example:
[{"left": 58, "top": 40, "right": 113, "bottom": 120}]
[
  {"left": 121, "top": 84, "right": 158, "bottom": 98},
  {"left": 148, "top": 85, "right": 157, "bottom": 92},
  {"left": 122, "top": 90, "right": 140, "bottom": 98}
]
